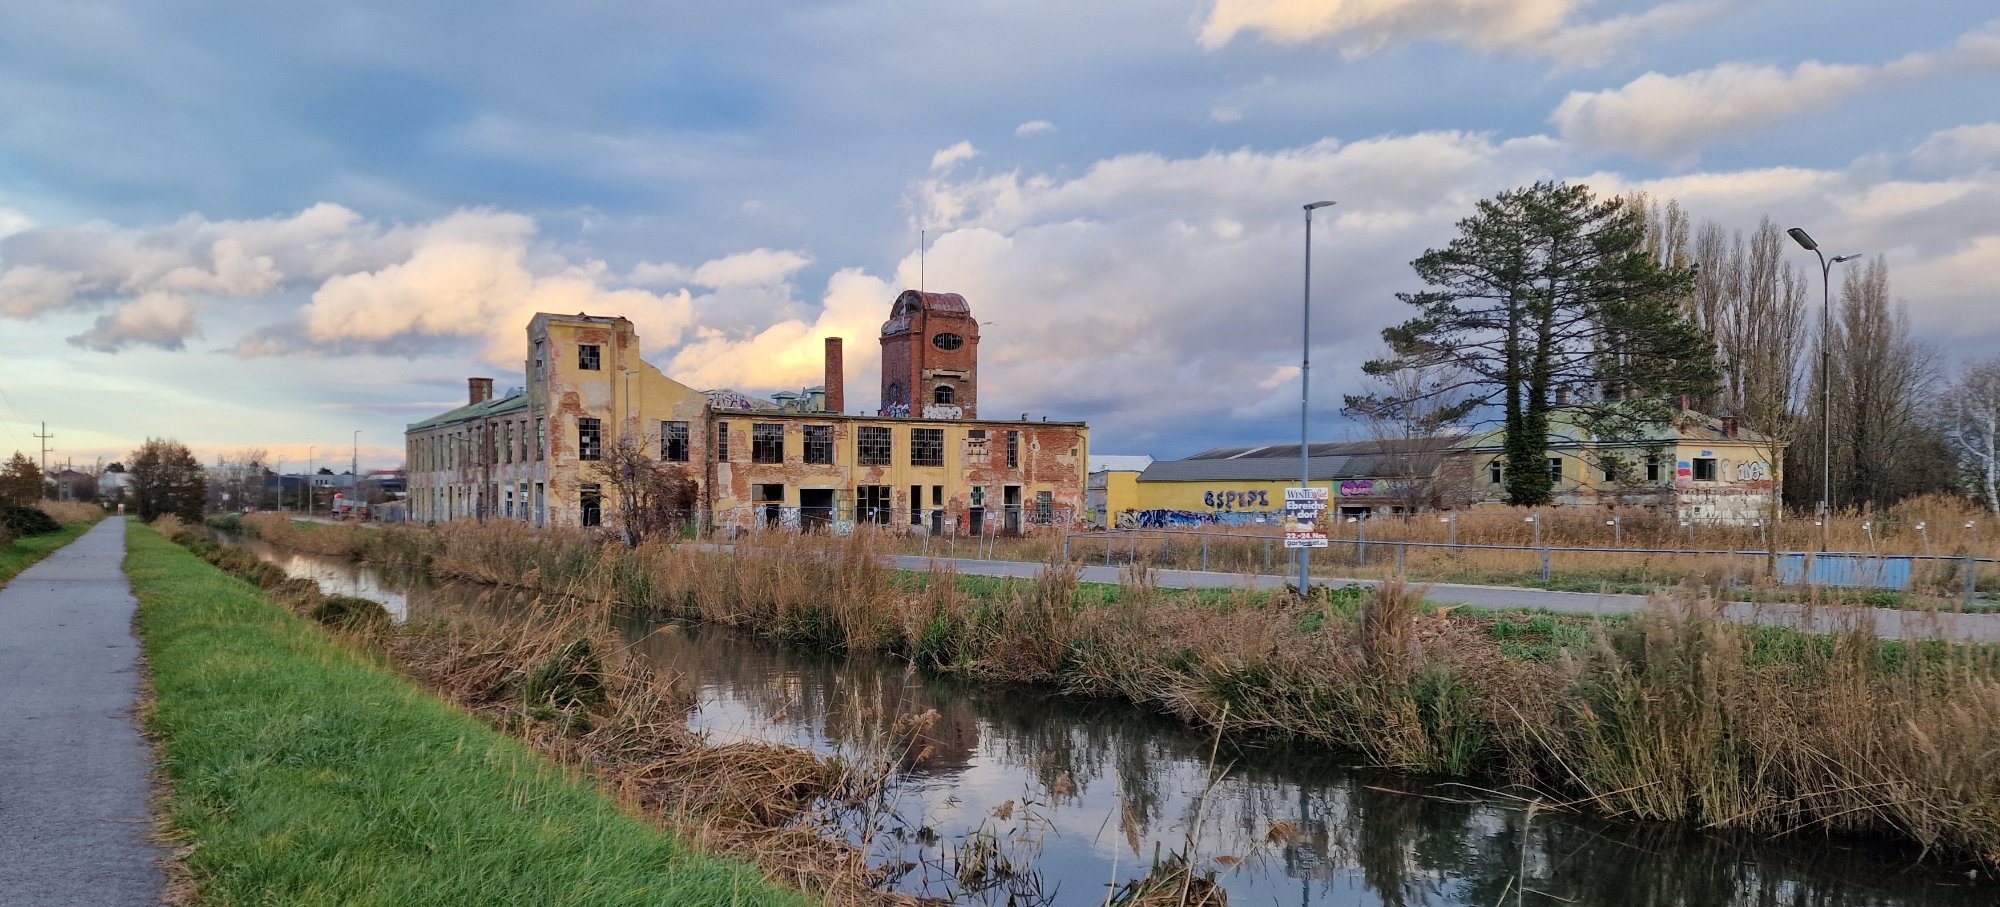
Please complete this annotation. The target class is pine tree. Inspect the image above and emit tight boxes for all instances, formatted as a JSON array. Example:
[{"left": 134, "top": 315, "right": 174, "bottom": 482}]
[
  {"left": 1, "top": 452, "right": 41, "bottom": 505},
  {"left": 1353, "top": 182, "right": 1718, "bottom": 506}
]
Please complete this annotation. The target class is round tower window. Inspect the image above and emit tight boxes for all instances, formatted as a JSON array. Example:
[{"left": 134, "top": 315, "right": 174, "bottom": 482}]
[
  {"left": 932, "top": 332, "right": 963, "bottom": 350},
  {"left": 933, "top": 385, "right": 955, "bottom": 405}
]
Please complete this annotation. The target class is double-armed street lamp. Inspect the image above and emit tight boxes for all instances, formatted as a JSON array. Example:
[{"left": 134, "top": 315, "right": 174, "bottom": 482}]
[
  {"left": 1785, "top": 227, "right": 1860, "bottom": 550},
  {"left": 1299, "top": 200, "right": 1337, "bottom": 593}
]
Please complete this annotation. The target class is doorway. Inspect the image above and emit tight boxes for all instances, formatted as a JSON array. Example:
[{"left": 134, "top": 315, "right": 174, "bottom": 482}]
[{"left": 800, "top": 488, "right": 835, "bottom": 530}]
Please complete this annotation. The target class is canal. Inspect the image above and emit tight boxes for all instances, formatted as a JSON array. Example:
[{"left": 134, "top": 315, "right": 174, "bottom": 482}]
[{"left": 225, "top": 535, "right": 1994, "bottom": 906}]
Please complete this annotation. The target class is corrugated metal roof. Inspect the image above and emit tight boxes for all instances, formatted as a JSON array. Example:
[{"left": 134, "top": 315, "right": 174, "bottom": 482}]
[
  {"left": 406, "top": 390, "right": 529, "bottom": 431},
  {"left": 1141, "top": 455, "right": 1377, "bottom": 483},
  {"left": 1088, "top": 455, "right": 1153, "bottom": 474}
]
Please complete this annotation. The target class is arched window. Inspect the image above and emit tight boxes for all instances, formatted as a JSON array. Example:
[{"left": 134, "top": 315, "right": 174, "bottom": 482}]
[
  {"left": 933, "top": 385, "right": 955, "bottom": 405},
  {"left": 932, "top": 332, "right": 964, "bottom": 350}
]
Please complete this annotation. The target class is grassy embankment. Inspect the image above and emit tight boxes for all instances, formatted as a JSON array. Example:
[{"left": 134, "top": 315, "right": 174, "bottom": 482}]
[
  {"left": 240, "top": 513, "right": 2000, "bottom": 873},
  {"left": 0, "top": 501, "right": 104, "bottom": 588},
  {"left": 127, "top": 520, "right": 824, "bottom": 907}
]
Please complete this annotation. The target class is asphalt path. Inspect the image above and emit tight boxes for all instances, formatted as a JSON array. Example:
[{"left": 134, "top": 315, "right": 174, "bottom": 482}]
[
  {"left": 885, "top": 553, "right": 2000, "bottom": 643},
  {"left": 0, "top": 518, "right": 164, "bottom": 906}
]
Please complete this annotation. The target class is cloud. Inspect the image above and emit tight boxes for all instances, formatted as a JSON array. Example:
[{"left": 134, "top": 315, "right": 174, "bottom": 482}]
[
  {"left": 664, "top": 267, "right": 893, "bottom": 396},
  {"left": 68, "top": 292, "right": 199, "bottom": 352},
  {"left": 1210, "top": 106, "right": 1244, "bottom": 123},
  {"left": 1551, "top": 60, "right": 1885, "bottom": 163},
  {"left": 929, "top": 140, "right": 979, "bottom": 172},
  {"left": 1014, "top": 120, "right": 1056, "bottom": 137},
  {"left": 1552, "top": 20, "right": 2000, "bottom": 162},
  {"left": 1196, "top": 0, "right": 1720, "bottom": 63},
  {"left": 1912, "top": 123, "right": 2000, "bottom": 173}
]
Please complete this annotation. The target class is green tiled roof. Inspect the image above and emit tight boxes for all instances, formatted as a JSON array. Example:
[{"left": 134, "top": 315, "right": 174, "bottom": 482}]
[{"left": 406, "top": 390, "right": 529, "bottom": 431}]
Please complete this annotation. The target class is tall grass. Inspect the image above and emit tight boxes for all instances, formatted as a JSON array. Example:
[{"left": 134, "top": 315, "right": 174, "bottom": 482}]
[{"left": 328, "top": 521, "right": 2000, "bottom": 870}]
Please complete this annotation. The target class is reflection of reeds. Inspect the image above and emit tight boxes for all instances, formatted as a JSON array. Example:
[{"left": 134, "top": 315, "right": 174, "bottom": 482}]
[{"left": 239, "top": 519, "right": 2000, "bottom": 873}]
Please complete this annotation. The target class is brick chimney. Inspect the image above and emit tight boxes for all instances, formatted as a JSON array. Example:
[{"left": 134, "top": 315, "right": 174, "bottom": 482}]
[
  {"left": 823, "top": 337, "right": 845, "bottom": 413},
  {"left": 468, "top": 377, "right": 494, "bottom": 405}
]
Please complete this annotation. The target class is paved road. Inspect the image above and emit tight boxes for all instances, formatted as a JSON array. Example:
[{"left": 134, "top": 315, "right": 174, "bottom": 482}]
[
  {"left": 0, "top": 518, "right": 164, "bottom": 906},
  {"left": 888, "top": 554, "right": 2000, "bottom": 643}
]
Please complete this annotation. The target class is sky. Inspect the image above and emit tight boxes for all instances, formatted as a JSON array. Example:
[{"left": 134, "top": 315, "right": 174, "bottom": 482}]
[{"left": 1, "top": 0, "right": 1996, "bottom": 472}]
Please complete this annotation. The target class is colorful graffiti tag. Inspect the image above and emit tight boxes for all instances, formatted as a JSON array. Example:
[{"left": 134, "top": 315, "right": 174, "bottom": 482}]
[{"left": 1201, "top": 489, "right": 1271, "bottom": 511}]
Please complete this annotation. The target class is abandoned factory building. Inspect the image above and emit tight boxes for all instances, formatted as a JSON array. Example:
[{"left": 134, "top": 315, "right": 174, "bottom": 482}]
[{"left": 405, "top": 290, "right": 1089, "bottom": 533}]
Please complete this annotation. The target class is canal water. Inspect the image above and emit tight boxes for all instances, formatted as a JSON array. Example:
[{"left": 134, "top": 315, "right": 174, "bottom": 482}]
[{"left": 225, "top": 536, "right": 1994, "bottom": 906}]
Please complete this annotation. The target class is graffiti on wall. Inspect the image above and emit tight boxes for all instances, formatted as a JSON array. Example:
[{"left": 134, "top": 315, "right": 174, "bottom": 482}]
[
  {"left": 1201, "top": 489, "right": 1271, "bottom": 511},
  {"left": 1339, "top": 480, "right": 1373, "bottom": 496},
  {"left": 1120, "top": 509, "right": 1273, "bottom": 529}
]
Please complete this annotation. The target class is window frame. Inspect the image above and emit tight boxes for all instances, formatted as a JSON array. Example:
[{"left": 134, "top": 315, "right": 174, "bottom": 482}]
[
  {"left": 1547, "top": 457, "right": 1563, "bottom": 483},
  {"left": 1006, "top": 431, "right": 1020, "bottom": 469},
  {"left": 803, "top": 424, "right": 834, "bottom": 465},
  {"left": 751, "top": 423, "right": 785, "bottom": 464},
  {"left": 856, "top": 485, "right": 893, "bottom": 524},
  {"left": 857, "top": 426, "right": 892, "bottom": 466},
  {"left": 661, "top": 420, "right": 690, "bottom": 462},
  {"left": 578, "top": 417, "right": 602, "bottom": 461},
  {"left": 578, "top": 344, "right": 602, "bottom": 371},
  {"left": 1692, "top": 457, "right": 1719, "bottom": 482},
  {"left": 933, "top": 385, "right": 955, "bottom": 405},
  {"left": 911, "top": 428, "right": 945, "bottom": 467},
  {"left": 931, "top": 332, "right": 964, "bottom": 350}
]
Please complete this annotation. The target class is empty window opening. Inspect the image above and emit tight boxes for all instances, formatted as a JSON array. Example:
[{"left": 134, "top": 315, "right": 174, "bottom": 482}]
[
  {"left": 661, "top": 421, "right": 690, "bottom": 462},
  {"left": 1693, "top": 458, "right": 1718, "bottom": 482},
  {"left": 857, "top": 485, "right": 892, "bottom": 524},
  {"left": 933, "top": 385, "right": 955, "bottom": 405},
  {"left": 580, "top": 483, "right": 602, "bottom": 527},
  {"left": 803, "top": 425, "right": 834, "bottom": 464},
  {"left": 857, "top": 426, "right": 892, "bottom": 466},
  {"left": 911, "top": 428, "right": 945, "bottom": 466},
  {"left": 752, "top": 423, "right": 785, "bottom": 464},
  {"left": 579, "top": 344, "right": 601, "bottom": 370}
]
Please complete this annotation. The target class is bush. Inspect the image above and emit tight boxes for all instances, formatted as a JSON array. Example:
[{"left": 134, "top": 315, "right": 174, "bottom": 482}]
[
  {"left": 310, "top": 595, "right": 391, "bottom": 631},
  {"left": 0, "top": 504, "right": 61, "bottom": 537}
]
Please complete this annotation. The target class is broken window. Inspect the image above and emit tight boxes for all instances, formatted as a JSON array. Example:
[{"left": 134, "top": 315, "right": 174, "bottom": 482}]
[
  {"left": 578, "top": 418, "right": 602, "bottom": 461},
  {"left": 932, "top": 332, "right": 963, "bottom": 350},
  {"left": 580, "top": 483, "right": 601, "bottom": 527},
  {"left": 535, "top": 418, "right": 545, "bottom": 461},
  {"left": 502, "top": 422, "right": 512, "bottom": 464},
  {"left": 752, "top": 423, "right": 784, "bottom": 464},
  {"left": 1007, "top": 431, "right": 1020, "bottom": 468},
  {"left": 911, "top": 428, "right": 945, "bottom": 467},
  {"left": 1646, "top": 454, "right": 1661, "bottom": 483},
  {"left": 716, "top": 422, "right": 730, "bottom": 461},
  {"left": 579, "top": 344, "right": 601, "bottom": 370},
  {"left": 1035, "top": 490, "right": 1053, "bottom": 523},
  {"left": 933, "top": 385, "right": 955, "bottom": 405},
  {"left": 857, "top": 426, "right": 891, "bottom": 466},
  {"left": 803, "top": 424, "right": 834, "bottom": 464},
  {"left": 1489, "top": 460, "right": 1503, "bottom": 484},
  {"left": 661, "top": 420, "right": 690, "bottom": 462},
  {"left": 910, "top": 484, "right": 923, "bottom": 524},
  {"left": 1693, "top": 458, "right": 1718, "bottom": 482},
  {"left": 856, "top": 485, "right": 892, "bottom": 524}
]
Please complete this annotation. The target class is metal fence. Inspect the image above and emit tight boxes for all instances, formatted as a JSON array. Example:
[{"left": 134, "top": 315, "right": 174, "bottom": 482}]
[{"left": 1061, "top": 528, "right": 1998, "bottom": 605}]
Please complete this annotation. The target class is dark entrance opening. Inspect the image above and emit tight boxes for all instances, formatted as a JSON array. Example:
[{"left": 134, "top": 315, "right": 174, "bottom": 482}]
[
  {"left": 799, "top": 488, "right": 835, "bottom": 530},
  {"left": 1003, "top": 485, "right": 1022, "bottom": 536},
  {"left": 755, "top": 483, "right": 785, "bottom": 526}
]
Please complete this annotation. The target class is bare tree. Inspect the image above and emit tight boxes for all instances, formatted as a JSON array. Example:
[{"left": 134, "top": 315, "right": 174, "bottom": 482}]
[
  {"left": 1346, "top": 355, "right": 1470, "bottom": 511},
  {"left": 591, "top": 434, "right": 700, "bottom": 547},
  {"left": 1941, "top": 358, "right": 2000, "bottom": 515}
]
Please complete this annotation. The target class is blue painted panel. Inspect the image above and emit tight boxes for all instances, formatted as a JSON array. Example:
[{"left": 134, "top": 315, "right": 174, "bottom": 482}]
[{"left": 1776, "top": 554, "right": 1914, "bottom": 590}]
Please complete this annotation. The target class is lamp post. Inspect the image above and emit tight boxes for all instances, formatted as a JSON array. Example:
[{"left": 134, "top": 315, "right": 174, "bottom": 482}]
[
  {"left": 306, "top": 445, "right": 317, "bottom": 516},
  {"left": 1300, "top": 200, "right": 1337, "bottom": 594},
  {"left": 1786, "top": 227, "right": 1860, "bottom": 551}
]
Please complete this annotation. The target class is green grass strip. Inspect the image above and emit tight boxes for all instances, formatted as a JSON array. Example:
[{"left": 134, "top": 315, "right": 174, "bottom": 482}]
[
  {"left": 0, "top": 519, "right": 96, "bottom": 589},
  {"left": 125, "top": 522, "right": 814, "bottom": 907}
]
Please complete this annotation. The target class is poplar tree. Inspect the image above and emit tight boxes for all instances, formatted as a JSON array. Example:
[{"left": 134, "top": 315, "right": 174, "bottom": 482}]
[{"left": 1353, "top": 182, "right": 1717, "bottom": 506}]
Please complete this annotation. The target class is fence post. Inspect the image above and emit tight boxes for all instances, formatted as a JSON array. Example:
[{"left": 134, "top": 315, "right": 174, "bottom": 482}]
[
  {"left": 1967, "top": 555, "right": 1980, "bottom": 608},
  {"left": 1105, "top": 533, "right": 1114, "bottom": 567},
  {"left": 1202, "top": 535, "right": 1210, "bottom": 572},
  {"left": 1130, "top": 530, "right": 1138, "bottom": 566},
  {"left": 1357, "top": 515, "right": 1368, "bottom": 567},
  {"left": 1264, "top": 536, "right": 1273, "bottom": 573},
  {"left": 1541, "top": 546, "right": 1552, "bottom": 583},
  {"left": 1396, "top": 542, "right": 1406, "bottom": 578}
]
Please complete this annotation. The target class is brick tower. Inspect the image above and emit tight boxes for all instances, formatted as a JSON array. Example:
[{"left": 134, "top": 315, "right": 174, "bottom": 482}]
[{"left": 879, "top": 289, "right": 979, "bottom": 418}]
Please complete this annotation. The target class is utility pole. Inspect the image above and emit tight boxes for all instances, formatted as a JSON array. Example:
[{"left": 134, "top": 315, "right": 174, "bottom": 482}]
[{"left": 33, "top": 422, "right": 53, "bottom": 499}]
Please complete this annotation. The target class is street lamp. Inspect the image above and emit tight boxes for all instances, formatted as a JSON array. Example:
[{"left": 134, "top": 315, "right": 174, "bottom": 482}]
[
  {"left": 1786, "top": 227, "right": 1860, "bottom": 550},
  {"left": 306, "top": 445, "right": 317, "bottom": 516},
  {"left": 1300, "top": 200, "right": 1337, "bottom": 594}
]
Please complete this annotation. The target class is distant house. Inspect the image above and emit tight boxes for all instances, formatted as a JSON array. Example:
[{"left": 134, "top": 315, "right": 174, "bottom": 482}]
[{"left": 1085, "top": 455, "right": 1152, "bottom": 527}]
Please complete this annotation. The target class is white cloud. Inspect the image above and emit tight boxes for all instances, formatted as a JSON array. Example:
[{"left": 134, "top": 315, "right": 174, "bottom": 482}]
[
  {"left": 1551, "top": 60, "right": 1884, "bottom": 163},
  {"left": 1210, "top": 106, "right": 1244, "bottom": 123},
  {"left": 68, "top": 292, "right": 199, "bottom": 352},
  {"left": 1196, "top": 0, "right": 1719, "bottom": 63},
  {"left": 689, "top": 248, "right": 812, "bottom": 288},
  {"left": 929, "top": 140, "right": 980, "bottom": 173},
  {"left": 1014, "top": 120, "right": 1056, "bottom": 137},
  {"left": 664, "top": 268, "right": 891, "bottom": 395},
  {"left": 1912, "top": 123, "right": 2000, "bottom": 173}
]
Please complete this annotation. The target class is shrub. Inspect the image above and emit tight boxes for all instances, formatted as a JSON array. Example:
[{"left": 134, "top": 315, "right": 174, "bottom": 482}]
[
  {"left": 310, "top": 595, "right": 391, "bottom": 631},
  {"left": 0, "top": 504, "right": 61, "bottom": 537},
  {"left": 37, "top": 501, "right": 101, "bottom": 523}
]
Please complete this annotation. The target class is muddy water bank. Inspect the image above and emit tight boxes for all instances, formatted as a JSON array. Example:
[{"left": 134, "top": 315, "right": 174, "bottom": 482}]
[{"left": 225, "top": 535, "right": 1995, "bottom": 906}]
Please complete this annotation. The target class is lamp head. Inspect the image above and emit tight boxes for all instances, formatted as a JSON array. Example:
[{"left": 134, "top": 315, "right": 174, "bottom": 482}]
[
  {"left": 1304, "top": 200, "right": 1337, "bottom": 211},
  {"left": 1831, "top": 253, "right": 1862, "bottom": 264},
  {"left": 1786, "top": 227, "right": 1818, "bottom": 251}
]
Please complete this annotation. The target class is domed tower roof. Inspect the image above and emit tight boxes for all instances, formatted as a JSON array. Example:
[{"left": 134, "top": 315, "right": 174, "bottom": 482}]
[{"left": 882, "top": 290, "right": 973, "bottom": 336}]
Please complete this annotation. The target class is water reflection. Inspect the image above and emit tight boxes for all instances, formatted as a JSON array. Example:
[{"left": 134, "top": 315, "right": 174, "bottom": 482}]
[{"left": 236, "top": 539, "right": 1993, "bottom": 906}]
